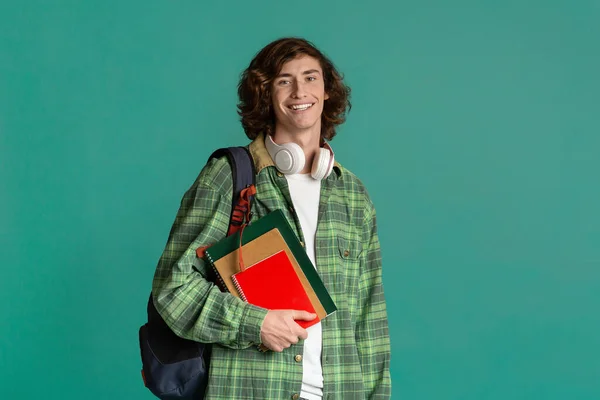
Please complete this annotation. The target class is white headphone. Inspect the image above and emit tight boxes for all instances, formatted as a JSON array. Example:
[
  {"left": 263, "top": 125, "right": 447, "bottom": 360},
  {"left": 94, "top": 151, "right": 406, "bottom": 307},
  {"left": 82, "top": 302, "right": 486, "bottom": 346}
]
[{"left": 265, "top": 134, "right": 335, "bottom": 180}]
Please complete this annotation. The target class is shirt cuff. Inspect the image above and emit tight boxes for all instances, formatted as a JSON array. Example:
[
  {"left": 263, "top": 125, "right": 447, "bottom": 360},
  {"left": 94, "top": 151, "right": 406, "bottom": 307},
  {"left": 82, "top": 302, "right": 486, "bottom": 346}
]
[{"left": 237, "top": 302, "right": 269, "bottom": 344}]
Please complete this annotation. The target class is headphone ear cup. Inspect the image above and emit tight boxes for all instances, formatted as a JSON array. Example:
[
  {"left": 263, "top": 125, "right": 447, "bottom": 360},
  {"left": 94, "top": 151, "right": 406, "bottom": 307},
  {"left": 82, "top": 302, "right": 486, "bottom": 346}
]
[
  {"left": 276, "top": 142, "right": 305, "bottom": 175},
  {"left": 311, "top": 148, "right": 331, "bottom": 180}
]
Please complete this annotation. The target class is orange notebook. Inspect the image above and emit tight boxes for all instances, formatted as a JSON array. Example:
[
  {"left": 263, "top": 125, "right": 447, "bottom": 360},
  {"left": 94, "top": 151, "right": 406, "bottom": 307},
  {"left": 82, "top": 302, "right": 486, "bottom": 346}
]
[{"left": 231, "top": 250, "right": 319, "bottom": 329}]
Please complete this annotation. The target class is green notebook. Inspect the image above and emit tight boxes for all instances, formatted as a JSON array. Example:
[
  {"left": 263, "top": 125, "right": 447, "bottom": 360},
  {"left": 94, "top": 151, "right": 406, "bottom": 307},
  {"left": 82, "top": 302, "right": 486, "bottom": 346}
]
[{"left": 204, "top": 209, "right": 337, "bottom": 317}]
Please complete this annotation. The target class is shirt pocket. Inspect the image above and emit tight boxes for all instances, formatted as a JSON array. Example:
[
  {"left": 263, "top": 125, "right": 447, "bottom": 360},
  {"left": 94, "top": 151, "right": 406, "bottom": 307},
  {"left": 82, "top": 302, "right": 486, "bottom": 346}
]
[
  {"left": 333, "top": 235, "right": 362, "bottom": 305},
  {"left": 337, "top": 235, "right": 362, "bottom": 261}
]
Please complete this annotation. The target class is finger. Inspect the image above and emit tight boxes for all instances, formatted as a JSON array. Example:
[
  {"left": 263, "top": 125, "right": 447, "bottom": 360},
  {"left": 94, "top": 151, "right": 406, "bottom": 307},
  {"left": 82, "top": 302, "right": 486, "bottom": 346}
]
[
  {"left": 264, "top": 340, "right": 283, "bottom": 352},
  {"left": 297, "top": 329, "right": 308, "bottom": 340},
  {"left": 292, "top": 310, "right": 317, "bottom": 321}
]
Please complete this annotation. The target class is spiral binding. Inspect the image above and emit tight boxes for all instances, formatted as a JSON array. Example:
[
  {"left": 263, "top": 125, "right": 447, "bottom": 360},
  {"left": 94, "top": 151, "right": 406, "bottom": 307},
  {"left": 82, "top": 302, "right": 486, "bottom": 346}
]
[
  {"left": 231, "top": 275, "right": 248, "bottom": 302},
  {"left": 205, "top": 251, "right": 228, "bottom": 293}
]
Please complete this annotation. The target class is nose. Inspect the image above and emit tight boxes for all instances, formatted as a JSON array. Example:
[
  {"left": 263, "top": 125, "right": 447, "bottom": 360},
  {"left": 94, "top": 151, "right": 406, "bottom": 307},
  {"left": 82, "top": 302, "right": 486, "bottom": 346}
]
[{"left": 291, "top": 81, "right": 307, "bottom": 98}]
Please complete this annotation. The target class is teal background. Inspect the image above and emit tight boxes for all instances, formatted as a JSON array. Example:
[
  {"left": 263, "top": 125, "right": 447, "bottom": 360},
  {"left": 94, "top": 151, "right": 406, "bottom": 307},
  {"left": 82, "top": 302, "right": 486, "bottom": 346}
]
[{"left": 1, "top": 0, "right": 599, "bottom": 398}]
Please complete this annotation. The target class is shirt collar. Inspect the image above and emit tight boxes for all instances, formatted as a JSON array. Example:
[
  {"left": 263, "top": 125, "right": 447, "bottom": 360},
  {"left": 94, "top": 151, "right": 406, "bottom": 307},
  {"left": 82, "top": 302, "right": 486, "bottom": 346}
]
[{"left": 249, "top": 132, "right": 342, "bottom": 178}]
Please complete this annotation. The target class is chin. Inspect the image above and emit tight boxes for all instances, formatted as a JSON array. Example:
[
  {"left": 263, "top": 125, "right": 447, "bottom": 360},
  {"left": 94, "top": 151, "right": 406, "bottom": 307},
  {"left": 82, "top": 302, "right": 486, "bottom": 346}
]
[{"left": 291, "top": 121, "right": 320, "bottom": 131}]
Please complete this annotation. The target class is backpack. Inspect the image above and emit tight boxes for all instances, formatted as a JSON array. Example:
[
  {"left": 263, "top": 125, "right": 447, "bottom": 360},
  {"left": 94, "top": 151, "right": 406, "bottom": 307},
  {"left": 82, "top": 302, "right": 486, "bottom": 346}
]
[{"left": 139, "top": 147, "right": 256, "bottom": 400}]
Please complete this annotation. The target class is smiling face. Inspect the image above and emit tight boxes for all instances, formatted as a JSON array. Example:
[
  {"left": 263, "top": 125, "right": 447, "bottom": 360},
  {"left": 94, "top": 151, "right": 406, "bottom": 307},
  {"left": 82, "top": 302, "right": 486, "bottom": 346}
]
[{"left": 271, "top": 55, "right": 329, "bottom": 141}]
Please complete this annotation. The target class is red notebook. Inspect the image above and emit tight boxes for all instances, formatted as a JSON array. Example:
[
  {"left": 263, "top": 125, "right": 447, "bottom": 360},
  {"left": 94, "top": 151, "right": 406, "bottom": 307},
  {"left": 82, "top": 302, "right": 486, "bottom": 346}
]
[{"left": 231, "top": 250, "right": 319, "bottom": 329}]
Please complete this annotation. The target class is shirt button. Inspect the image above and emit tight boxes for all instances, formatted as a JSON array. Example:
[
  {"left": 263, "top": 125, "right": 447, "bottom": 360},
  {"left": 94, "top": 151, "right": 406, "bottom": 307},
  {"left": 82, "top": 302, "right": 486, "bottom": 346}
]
[
  {"left": 299, "top": 241, "right": 305, "bottom": 248},
  {"left": 291, "top": 394, "right": 300, "bottom": 400},
  {"left": 343, "top": 249, "right": 350, "bottom": 257},
  {"left": 294, "top": 354, "right": 302, "bottom": 362},
  {"left": 277, "top": 171, "right": 284, "bottom": 177}
]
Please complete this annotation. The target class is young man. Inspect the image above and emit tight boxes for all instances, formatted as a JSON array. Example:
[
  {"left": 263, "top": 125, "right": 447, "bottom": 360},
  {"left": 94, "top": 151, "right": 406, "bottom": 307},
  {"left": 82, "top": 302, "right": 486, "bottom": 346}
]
[{"left": 152, "top": 38, "right": 391, "bottom": 399}]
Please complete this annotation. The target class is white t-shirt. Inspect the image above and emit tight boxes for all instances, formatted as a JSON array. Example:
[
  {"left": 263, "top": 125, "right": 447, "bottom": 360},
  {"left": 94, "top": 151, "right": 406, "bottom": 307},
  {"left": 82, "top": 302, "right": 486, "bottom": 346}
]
[{"left": 285, "top": 173, "right": 323, "bottom": 400}]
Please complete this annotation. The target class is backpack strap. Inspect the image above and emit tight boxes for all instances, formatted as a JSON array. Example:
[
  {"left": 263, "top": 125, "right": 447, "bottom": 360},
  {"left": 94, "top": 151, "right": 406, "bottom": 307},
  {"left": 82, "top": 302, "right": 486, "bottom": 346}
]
[{"left": 208, "top": 147, "right": 256, "bottom": 236}]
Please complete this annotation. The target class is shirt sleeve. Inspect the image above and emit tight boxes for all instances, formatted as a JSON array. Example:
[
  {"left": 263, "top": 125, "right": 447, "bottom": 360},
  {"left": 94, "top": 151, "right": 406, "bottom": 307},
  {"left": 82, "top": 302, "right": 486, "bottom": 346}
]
[
  {"left": 356, "top": 195, "right": 392, "bottom": 399},
  {"left": 151, "top": 157, "right": 268, "bottom": 349}
]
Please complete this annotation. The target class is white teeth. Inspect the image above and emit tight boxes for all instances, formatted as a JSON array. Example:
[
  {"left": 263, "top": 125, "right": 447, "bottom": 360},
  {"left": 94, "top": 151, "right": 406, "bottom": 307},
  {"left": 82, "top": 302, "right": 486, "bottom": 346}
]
[{"left": 291, "top": 103, "right": 313, "bottom": 110}]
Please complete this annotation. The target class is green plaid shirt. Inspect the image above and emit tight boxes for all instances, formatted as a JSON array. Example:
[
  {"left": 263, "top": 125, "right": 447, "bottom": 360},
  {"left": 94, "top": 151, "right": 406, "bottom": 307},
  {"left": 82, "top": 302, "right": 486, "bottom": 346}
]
[{"left": 152, "top": 133, "right": 391, "bottom": 399}]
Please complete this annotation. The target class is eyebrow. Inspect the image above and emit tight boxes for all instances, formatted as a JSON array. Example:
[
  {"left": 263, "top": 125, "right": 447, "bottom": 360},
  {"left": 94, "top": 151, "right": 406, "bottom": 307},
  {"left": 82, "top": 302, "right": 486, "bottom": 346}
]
[{"left": 276, "top": 69, "right": 322, "bottom": 78}]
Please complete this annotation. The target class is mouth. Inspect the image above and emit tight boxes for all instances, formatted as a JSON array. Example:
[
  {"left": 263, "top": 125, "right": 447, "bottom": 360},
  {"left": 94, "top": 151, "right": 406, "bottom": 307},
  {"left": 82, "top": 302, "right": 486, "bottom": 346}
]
[{"left": 287, "top": 103, "right": 315, "bottom": 111}]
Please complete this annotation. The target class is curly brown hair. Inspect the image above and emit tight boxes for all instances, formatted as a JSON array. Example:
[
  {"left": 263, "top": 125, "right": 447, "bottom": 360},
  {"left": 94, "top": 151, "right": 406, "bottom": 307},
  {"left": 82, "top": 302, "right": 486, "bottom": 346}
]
[{"left": 237, "top": 37, "right": 351, "bottom": 141}]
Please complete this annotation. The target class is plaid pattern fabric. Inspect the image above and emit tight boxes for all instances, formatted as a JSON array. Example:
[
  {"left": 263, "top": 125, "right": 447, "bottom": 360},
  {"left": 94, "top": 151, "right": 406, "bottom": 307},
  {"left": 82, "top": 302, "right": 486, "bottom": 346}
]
[{"left": 152, "top": 133, "right": 391, "bottom": 399}]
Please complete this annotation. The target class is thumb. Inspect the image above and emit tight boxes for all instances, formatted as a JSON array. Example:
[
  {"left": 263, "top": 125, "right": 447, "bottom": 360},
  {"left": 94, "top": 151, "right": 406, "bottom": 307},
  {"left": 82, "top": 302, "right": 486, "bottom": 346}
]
[{"left": 292, "top": 310, "right": 317, "bottom": 321}]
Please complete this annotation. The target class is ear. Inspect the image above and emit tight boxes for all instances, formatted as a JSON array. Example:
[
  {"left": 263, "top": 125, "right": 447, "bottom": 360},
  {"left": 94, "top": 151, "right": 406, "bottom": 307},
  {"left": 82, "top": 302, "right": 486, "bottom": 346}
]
[{"left": 324, "top": 92, "right": 330, "bottom": 100}]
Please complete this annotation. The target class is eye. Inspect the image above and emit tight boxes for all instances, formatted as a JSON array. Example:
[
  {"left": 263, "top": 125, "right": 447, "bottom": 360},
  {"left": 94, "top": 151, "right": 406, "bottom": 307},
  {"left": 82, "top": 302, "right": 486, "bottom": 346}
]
[
  {"left": 278, "top": 79, "right": 291, "bottom": 86},
  {"left": 307, "top": 76, "right": 317, "bottom": 82}
]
